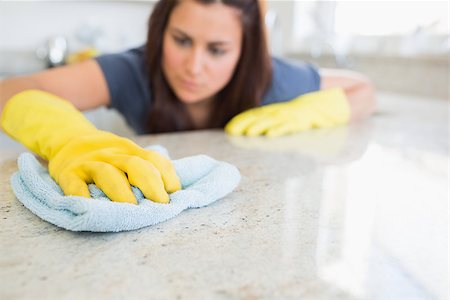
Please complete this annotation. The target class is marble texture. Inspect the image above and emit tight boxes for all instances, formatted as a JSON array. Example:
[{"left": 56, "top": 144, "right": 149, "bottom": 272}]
[{"left": 0, "top": 92, "right": 448, "bottom": 300}]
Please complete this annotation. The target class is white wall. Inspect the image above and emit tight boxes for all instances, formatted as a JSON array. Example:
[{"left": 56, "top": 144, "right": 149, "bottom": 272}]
[
  {"left": 0, "top": 1, "right": 153, "bottom": 53},
  {"left": 0, "top": 1, "right": 154, "bottom": 137}
]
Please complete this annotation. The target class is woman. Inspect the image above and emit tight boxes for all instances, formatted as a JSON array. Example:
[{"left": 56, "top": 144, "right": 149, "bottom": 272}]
[
  {"left": 0, "top": 0, "right": 374, "bottom": 204},
  {"left": 0, "top": 0, "right": 374, "bottom": 132}
]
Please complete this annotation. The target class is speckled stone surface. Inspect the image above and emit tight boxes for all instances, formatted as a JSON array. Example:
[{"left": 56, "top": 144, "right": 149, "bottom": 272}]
[{"left": 0, "top": 92, "right": 448, "bottom": 300}]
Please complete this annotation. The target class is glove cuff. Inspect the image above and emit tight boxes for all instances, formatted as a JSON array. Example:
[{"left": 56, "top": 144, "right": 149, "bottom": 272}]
[{"left": 1, "top": 90, "right": 97, "bottom": 160}]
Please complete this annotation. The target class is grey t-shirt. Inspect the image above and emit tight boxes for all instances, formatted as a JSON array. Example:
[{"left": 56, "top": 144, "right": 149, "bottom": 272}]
[{"left": 96, "top": 47, "right": 321, "bottom": 134}]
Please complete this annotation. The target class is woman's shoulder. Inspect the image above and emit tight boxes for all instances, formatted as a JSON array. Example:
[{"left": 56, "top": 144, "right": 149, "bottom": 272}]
[
  {"left": 262, "top": 57, "right": 321, "bottom": 105},
  {"left": 95, "top": 46, "right": 151, "bottom": 134},
  {"left": 95, "top": 46, "right": 146, "bottom": 75}
]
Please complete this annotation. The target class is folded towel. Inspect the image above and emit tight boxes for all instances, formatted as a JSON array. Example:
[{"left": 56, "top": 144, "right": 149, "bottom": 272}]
[{"left": 10, "top": 146, "right": 241, "bottom": 232}]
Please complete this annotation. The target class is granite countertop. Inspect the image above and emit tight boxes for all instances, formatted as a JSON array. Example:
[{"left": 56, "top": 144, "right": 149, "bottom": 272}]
[{"left": 0, "top": 92, "right": 448, "bottom": 300}]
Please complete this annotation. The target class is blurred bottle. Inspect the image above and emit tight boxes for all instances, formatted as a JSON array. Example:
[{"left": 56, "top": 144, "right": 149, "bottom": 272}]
[
  {"left": 66, "top": 47, "right": 99, "bottom": 64},
  {"left": 36, "top": 36, "right": 68, "bottom": 68}
]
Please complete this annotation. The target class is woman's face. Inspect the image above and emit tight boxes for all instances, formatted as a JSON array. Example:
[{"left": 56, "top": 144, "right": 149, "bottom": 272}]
[{"left": 162, "top": 0, "right": 243, "bottom": 105}]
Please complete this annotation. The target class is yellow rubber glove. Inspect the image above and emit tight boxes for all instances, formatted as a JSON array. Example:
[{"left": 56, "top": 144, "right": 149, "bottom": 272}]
[
  {"left": 225, "top": 88, "right": 350, "bottom": 137},
  {"left": 1, "top": 90, "right": 181, "bottom": 204}
]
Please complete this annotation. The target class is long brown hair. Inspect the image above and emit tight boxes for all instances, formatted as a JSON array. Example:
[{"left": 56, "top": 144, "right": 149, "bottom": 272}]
[{"left": 145, "top": 0, "right": 272, "bottom": 133}]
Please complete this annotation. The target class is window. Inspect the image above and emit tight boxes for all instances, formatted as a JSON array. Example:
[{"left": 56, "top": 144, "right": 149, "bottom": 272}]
[
  {"left": 277, "top": 1, "right": 449, "bottom": 57},
  {"left": 335, "top": 1, "right": 449, "bottom": 36}
]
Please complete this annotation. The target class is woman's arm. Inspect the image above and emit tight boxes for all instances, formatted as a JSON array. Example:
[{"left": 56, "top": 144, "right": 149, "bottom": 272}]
[
  {"left": 0, "top": 59, "right": 110, "bottom": 115},
  {"left": 320, "top": 68, "right": 376, "bottom": 122}
]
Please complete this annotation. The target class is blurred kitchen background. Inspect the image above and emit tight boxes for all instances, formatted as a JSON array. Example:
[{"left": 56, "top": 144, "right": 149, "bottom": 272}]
[
  {"left": 0, "top": 2, "right": 448, "bottom": 300},
  {"left": 0, "top": 0, "right": 449, "bottom": 139}
]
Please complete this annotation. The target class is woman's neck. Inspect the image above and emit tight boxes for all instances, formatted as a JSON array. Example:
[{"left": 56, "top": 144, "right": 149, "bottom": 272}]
[{"left": 184, "top": 98, "right": 215, "bottom": 129}]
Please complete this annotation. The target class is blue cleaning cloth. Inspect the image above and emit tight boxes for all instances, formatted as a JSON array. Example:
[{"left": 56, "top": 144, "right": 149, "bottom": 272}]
[{"left": 10, "top": 146, "right": 241, "bottom": 232}]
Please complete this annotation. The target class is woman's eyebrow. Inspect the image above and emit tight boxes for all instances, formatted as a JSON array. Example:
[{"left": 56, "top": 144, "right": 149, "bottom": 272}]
[
  {"left": 170, "top": 28, "right": 191, "bottom": 38},
  {"left": 170, "top": 27, "right": 231, "bottom": 45},
  {"left": 209, "top": 41, "right": 230, "bottom": 46}
]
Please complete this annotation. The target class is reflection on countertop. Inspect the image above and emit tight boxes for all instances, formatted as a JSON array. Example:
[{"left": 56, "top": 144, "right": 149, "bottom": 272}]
[{"left": 0, "top": 92, "right": 448, "bottom": 300}]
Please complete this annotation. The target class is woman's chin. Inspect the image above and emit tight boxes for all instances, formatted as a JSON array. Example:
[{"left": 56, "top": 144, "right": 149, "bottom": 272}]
[{"left": 176, "top": 91, "right": 211, "bottom": 105}]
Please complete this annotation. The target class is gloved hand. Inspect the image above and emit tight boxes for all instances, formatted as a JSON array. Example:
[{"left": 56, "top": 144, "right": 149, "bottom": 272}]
[
  {"left": 1, "top": 90, "right": 181, "bottom": 204},
  {"left": 225, "top": 88, "right": 350, "bottom": 137}
]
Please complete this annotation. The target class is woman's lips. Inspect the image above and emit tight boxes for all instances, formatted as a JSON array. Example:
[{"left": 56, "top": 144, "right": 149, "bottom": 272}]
[{"left": 179, "top": 78, "right": 201, "bottom": 91}]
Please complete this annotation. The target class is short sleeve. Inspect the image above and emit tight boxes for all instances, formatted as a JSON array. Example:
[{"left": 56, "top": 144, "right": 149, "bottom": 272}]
[
  {"left": 95, "top": 46, "right": 151, "bottom": 134},
  {"left": 262, "top": 57, "right": 321, "bottom": 105}
]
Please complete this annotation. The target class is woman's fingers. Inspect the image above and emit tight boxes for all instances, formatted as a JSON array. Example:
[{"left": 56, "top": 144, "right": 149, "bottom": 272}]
[
  {"left": 117, "top": 155, "right": 171, "bottom": 204},
  {"left": 225, "top": 110, "right": 263, "bottom": 135},
  {"left": 58, "top": 170, "right": 91, "bottom": 199},
  {"left": 98, "top": 153, "right": 172, "bottom": 203},
  {"left": 59, "top": 162, "right": 137, "bottom": 204},
  {"left": 138, "top": 150, "right": 181, "bottom": 194},
  {"left": 82, "top": 162, "right": 137, "bottom": 204}
]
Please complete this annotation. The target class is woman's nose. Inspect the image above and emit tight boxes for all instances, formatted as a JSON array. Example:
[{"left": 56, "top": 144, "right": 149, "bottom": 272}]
[{"left": 186, "top": 48, "right": 204, "bottom": 76}]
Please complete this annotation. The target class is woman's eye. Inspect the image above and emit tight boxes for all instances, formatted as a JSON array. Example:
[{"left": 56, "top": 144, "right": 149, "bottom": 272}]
[
  {"left": 174, "top": 36, "right": 191, "bottom": 47},
  {"left": 209, "top": 47, "right": 226, "bottom": 56}
]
